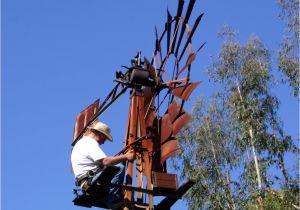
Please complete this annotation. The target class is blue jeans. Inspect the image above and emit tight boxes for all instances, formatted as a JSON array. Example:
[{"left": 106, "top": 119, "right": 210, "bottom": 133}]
[{"left": 91, "top": 163, "right": 125, "bottom": 204}]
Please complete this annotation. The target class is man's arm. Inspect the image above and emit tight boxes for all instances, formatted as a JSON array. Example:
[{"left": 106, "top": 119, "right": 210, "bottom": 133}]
[{"left": 99, "top": 149, "right": 135, "bottom": 166}]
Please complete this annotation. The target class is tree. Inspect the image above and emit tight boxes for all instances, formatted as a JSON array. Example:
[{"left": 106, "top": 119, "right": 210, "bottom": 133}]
[
  {"left": 177, "top": 25, "right": 299, "bottom": 210},
  {"left": 176, "top": 94, "right": 240, "bottom": 210},
  {"left": 210, "top": 26, "right": 299, "bottom": 209},
  {"left": 277, "top": 0, "right": 299, "bottom": 98}
]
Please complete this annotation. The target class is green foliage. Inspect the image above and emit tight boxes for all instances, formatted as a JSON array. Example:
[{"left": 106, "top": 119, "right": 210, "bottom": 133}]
[
  {"left": 277, "top": 0, "right": 299, "bottom": 41},
  {"left": 245, "top": 189, "right": 299, "bottom": 210},
  {"left": 210, "top": 26, "right": 277, "bottom": 156},
  {"left": 277, "top": 0, "right": 299, "bottom": 98},
  {"left": 278, "top": 38, "right": 299, "bottom": 97},
  {"left": 175, "top": 24, "right": 299, "bottom": 210},
  {"left": 176, "top": 95, "right": 240, "bottom": 209}
]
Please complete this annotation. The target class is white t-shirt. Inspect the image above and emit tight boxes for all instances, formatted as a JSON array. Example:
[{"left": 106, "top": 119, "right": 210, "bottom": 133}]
[{"left": 71, "top": 136, "right": 107, "bottom": 178}]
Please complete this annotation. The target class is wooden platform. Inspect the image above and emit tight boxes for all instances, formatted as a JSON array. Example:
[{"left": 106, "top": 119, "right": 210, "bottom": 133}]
[{"left": 73, "top": 166, "right": 195, "bottom": 209}]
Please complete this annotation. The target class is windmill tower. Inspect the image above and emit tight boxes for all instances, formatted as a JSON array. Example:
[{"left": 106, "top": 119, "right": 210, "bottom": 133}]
[{"left": 72, "top": 1, "right": 205, "bottom": 209}]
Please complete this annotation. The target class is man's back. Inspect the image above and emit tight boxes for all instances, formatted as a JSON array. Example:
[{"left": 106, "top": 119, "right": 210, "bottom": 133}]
[{"left": 71, "top": 136, "right": 106, "bottom": 178}]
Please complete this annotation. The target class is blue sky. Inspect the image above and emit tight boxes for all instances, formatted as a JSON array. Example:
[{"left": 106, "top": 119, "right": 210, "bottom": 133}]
[{"left": 2, "top": 0, "right": 298, "bottom": 210}]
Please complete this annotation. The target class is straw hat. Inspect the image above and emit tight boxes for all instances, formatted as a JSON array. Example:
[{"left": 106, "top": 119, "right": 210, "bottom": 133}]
[{"left": 91, "top": 121, "right": 113, "bottom": 141}]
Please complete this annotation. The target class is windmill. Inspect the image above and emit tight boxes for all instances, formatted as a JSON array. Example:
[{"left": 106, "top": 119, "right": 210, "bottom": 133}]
[{"left": 72, "top": 0, "right": 205, "bottom": 209}]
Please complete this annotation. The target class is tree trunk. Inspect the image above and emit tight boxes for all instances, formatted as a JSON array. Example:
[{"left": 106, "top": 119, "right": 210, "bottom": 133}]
[
  {"left": 278, "top": 152, "right": 290, "bottom": 187},
  {"left": 206, "top": 118, "right": 236, "bottom": 209},
  {"left": 225, "top": 160, "right": 237, "bottom": 210},
  {"left": 249, "top": 128, "right": 263, "bottom": 192},
  {"left": 237, "top": 84, "right": 264, "bottom": 210}
]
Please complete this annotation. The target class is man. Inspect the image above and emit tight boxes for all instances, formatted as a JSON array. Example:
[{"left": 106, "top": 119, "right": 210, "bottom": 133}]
[{"left": 71, "top": 121, "right": 135, "bottom": 208}]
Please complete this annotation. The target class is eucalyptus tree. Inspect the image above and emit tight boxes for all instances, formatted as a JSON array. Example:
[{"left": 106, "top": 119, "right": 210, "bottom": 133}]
[
  {"left": 176, "top": 95, "right": 240, "bottom": 210},
  {"left": 207, "top": 25, "right": 284, "bottom": 210},
  {"left": 277, "top": 0, "right": 299, "bottom": 98}
]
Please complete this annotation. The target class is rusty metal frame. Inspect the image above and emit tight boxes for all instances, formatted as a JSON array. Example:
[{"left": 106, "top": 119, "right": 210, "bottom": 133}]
[
  {"left": 72, "top": 83, "right": 128, "bottom": 146},
  {"left": 72, "top": 0, "right": 205, "bottom": 209}
]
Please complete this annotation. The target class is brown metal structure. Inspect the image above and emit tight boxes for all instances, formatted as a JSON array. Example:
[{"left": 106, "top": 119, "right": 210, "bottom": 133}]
[{"left": 72, "top": 0, "right": 205, "bottom": 209}]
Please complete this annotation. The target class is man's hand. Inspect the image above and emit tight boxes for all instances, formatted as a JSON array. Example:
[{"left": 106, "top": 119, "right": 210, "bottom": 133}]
[
  {"left": 102, "top": 149, "right": 136, "bottom": 166},
  {"left": 125, "top": 149, "right": 136, "bottom": 161}
]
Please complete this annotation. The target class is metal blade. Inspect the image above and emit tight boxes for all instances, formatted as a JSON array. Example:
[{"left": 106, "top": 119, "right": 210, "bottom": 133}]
[
  {"left": 176, "top": 42, "right": 206, "bottom": 79},
  {"left": 172, "top": 112, "right": 192, "bottom": 135},
  {"left": 160, "top": 139, "right": 181, "bottom": 164},
  {"left": 174, "top": 0, "right": 196, "bottom": 57},
  {"left": 72, "top": 84, "right": 128, "bottom": 146},
  {"left": 73, "top": 99, "right": 100, "bottom": 142},
  {"left": 166, "top": 9, "right": 172, "bottom": 54},
  {"left": 170, "top": 0, "right": 184, "bottom": 54},
  {"left": 160, "top": 113, "right": 173, "bottom": 144},
  {"left": 171, "top": 81, "right": 201, "bottom": 101},
  {"left": 196, "top": 42, "right": 206, "bottom": 53},
  {"left": 155, "top": 26, "right": 161, "bottom": 52},
  {"left": 181, "top": 81, "right": 201, "bottom": 100},
  {"left": 73, "top": 114, "right": 85, "bottom": 143},
  {"left": 176, "top": 52, "right": 196, "bottom": 77},
  {"left": 178, "top": 13, "right": 204, "bottom": 62},
  {"left": 144, "top": 57, "right": 157, "bottom": 81},
  {"left": 168, "top": 102, "right": 181, "bottom": 123},
  {"left": 155, "top": 27, "right": 163, "bottom": 64}
]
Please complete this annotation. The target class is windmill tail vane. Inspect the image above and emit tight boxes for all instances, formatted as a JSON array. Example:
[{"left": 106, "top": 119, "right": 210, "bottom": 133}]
[{"left": 71, "top": 0, "right": 205, "bottom": 209}]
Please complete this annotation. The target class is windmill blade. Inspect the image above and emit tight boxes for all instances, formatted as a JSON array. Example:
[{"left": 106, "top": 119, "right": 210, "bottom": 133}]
[
  {"left": 186, "top": 43, "right": 206, "bottom": 81},
  {"left": 144, "top": 57, "right": 157, "bottom": 81},
  {"left": 168, "top": 101, "right": 181, "bottom": 123},
  {"left": 155, "top": 27, "right": 163, "bottom": 64},
  {"left": 72, "top": 83, "right": 127, "bottom": 146},
  {"left": 160, "top": 14, "right": 177, "bottom": 71},
  {"left": 196, "top": 42, "right": 206, "bottom": 53},
  {"left": 160, "top": 113, "right": 173, "bottom": 144},
  {"left": 178, "top": 13, "right": 204, "bottom": 62},
  {"left": 152, "top": 24, "right": 167, "bottom": 65},
  {"left": 73, "top": 114, "right": 85, "bottom": 143},
  {"left": 172, "top": 112, "right": 192, "bottom": 135},
  {"left": 176, "top": 42, "right": 206, "bottom": 80},
  {"left": 170, "top": 0, "right": 184, "bottom": 54},
  {"left": 73, "top": 99, "right": 100, "bottom": 143},
  {"left": 166, "top": 9, "right": 172, "bottom": 54},
  {"left": 176, "top": 52, "right": 196, "bottom": 77},
  {"left": 160, "top": 139, "right": 181, "bottom": 164},
  {"left": 174, "top": 0, "right": 196, "bottom": 57},
  {"left": 171, "top": 81, "right": 201, "bottom": 101}
]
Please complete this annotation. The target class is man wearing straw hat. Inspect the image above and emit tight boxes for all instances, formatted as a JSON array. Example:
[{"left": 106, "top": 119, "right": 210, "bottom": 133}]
[{"left": 71, "top": 121, "right": 135, "bottom": 208}]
